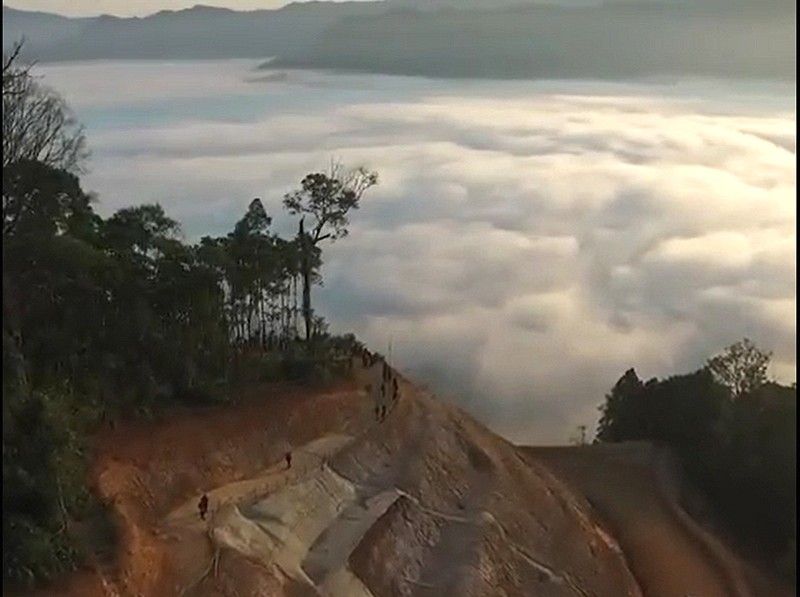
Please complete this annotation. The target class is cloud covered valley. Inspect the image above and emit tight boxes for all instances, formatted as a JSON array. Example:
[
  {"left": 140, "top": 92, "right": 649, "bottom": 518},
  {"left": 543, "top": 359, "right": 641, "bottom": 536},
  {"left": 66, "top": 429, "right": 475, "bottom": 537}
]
[{"left": 40, "top": 61, "right": 796, "bottom": 443}]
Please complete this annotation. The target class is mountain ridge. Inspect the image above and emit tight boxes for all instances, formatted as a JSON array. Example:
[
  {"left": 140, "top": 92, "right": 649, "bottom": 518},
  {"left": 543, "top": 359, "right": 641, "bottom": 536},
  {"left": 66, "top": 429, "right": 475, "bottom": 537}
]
[
  {"left": 4, "top": 1, "right": 795, "bottom": 80},
  {"left": 27, "top": 364, "right": 791, "bottom": 596}
]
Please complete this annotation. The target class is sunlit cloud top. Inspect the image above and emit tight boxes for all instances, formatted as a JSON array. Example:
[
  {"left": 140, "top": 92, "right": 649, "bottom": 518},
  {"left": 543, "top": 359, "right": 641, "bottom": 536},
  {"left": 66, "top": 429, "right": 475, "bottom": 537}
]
[{"left": 37, "top": 60, "right": 797, "bottom": 444}]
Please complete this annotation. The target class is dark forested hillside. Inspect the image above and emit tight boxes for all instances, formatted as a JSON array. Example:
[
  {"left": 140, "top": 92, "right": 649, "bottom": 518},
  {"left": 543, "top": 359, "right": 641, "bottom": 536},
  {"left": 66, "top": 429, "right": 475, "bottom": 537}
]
[
  {"left": 2, "top": 3, "right": 387, "bottom": 61},
  {"left": 3, "top": 1, "right": 796, "bottom": 80},
  {"left": 275, "top": 1, "right": 796, "bottom": 80},
  {"left": 2, "top": 47, "right": 377, "bottom": 587}
]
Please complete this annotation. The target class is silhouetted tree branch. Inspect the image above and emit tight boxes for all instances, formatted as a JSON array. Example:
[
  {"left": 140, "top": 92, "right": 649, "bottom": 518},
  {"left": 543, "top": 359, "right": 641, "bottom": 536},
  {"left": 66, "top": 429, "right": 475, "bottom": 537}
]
[{"left": 2, "top": 40, "right": 87, "bottom": 173}]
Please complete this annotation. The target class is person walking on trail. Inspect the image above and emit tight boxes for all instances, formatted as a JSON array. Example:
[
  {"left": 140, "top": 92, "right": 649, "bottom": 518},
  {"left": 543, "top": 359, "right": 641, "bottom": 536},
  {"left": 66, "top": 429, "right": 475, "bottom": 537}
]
[
  {"left": 285, "top": 451, "right": 292, "bottom": 469},
  {"left": 198, "top": 494, "right": 209, "bottom": 521},
  {"left": 367, "top": 357, "right": 384, "bottom": 421}
]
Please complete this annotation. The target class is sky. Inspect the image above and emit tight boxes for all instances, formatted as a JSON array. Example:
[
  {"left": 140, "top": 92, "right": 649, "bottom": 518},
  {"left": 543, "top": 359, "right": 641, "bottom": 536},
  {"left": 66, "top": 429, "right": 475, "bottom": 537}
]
[
  {"left": 4, "top": 1, "right": 298, "bottom": 16},
  {"left": 1, "top": 0, "right": 608, "bottom": 17},
  {"left": 35, "top": 60, "right": 796, "bottom": 445}
]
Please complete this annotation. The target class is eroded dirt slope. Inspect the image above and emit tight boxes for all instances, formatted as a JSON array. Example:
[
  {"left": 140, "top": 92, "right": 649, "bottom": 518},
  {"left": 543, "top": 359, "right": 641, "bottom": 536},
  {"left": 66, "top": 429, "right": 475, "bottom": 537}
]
[
  {"left": 40, "top": 364, "right": 642, "bottom": 597},
  {"left": 527, "top": 443, "right": 794, "bottom": 597}
]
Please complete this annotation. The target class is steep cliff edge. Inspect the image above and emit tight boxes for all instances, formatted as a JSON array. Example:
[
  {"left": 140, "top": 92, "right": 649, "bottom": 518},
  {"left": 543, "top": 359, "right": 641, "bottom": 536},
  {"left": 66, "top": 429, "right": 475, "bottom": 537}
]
[{"left": 38, "top": 363, "right": 641, "bottom": 597}]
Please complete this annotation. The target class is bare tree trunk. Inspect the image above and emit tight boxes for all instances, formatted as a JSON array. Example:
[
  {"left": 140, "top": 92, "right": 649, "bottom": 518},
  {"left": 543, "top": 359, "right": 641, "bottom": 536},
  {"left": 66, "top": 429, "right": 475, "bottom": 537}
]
[
  {"left": 284, "top": 285, "right": 290, "bottom": 338},
  {"left": 299, "top": 218, "right": 313, "bottom": 343},
  {"left": 246, "top": 294, "right": 252, "bottom": 345},
  {"left": 258, "top": 285, "right": 265, "bottom": 350},
  {"left": 292, "top": 275, "right": 298, "bottom": 338},
  {"left": 280, "top": 288, "right": 286, "bottom": 339},
  {"left": 237, "top": 300, "right": 245, "bottom": 346},
  {"left": 269, "top": 295, "right": 275, "bottom": 334}
]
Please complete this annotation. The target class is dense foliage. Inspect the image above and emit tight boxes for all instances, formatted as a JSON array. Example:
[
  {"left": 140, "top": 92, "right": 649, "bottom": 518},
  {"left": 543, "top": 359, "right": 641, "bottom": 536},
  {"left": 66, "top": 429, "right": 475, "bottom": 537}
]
[
  {"left": 2, "top": 48, "right": 374, "bottom": 588},
  {"left": 597, "top": 340, "right": 796, "bottom": 582}
]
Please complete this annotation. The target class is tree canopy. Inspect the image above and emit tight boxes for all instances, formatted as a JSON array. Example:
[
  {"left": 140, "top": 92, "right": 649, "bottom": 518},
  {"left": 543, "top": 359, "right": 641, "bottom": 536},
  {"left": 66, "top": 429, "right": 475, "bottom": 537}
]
[
  {"left": 2, "top": 57, "right": 373, "bottom": 587},
  {"left": 283, "top": 161, "right": 378, "bottom": 243},
  {"left": 597, "top": 342, "right": 796, "bottom": 582},
  {"left": 707, "top": 337, "right": 771, "bottom": 400},
  {"left": 283, "top": 161, "right": 378, "bottom": 340}
]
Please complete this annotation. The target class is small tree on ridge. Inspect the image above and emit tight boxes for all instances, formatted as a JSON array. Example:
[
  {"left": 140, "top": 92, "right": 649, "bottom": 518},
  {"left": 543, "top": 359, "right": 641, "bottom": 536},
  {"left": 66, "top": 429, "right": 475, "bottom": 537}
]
[
  {"left": 283, "top": 161, "right": 378, "bottom": 341},
  {"left": 707, "top": 338, "right": 772, "bottom": 400}
]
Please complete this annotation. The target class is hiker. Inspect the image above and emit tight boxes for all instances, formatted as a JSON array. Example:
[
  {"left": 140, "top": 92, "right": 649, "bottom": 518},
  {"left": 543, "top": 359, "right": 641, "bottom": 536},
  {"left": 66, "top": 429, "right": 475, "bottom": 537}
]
[
  {"left": 198, "top": 494, "right": 209, "bottom": 521},
  {"left": 366, "top": 357, "right": 382, "bottom": 415},
  {"left": 285, "top": 451, "right": 292, "bottom": 469},
  {"left": 392, "top": 377, "right": 399, "bottom": 402}
]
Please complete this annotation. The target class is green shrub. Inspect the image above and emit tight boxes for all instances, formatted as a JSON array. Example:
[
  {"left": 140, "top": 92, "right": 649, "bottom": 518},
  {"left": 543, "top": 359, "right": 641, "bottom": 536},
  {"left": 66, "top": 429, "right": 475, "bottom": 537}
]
[{"left": 3, "top": 386, "right": 90, "bottom": 588}]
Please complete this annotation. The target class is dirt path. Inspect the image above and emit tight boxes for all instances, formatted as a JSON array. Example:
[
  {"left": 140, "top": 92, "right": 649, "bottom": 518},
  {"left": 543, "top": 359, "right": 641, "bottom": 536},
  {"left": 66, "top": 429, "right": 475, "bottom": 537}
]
[
  {"left": 527, "top": 443, "right": 754, "bottom": 597},
  {"left": 159, "top": 432, "right": 378, "bottom": 596},
  {"left": 164, "top": 434, "right": 355, "bottom": 528},
  {"left": 152, "top": 358, "right": 414, "bottom": 597}
]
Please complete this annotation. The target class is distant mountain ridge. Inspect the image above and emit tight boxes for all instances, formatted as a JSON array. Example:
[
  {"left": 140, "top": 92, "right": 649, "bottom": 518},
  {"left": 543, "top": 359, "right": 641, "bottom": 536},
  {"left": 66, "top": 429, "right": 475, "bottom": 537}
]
[
  {"left": 273, "top": 0, "right": 796, "bottom": 80},
  {"left": 3, "top": 2, "right": 387, "bottom": 61},
  {"left": 385, "top": 0, "right": 604, "bottom": 10},
  {"left": 3, "top": 1, "right": 795, "bottom": 80}
]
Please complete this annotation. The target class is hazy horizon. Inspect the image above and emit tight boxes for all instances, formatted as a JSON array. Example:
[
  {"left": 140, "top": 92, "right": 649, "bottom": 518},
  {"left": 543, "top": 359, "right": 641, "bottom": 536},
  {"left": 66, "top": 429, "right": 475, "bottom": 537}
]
[
  {"left": 3, "top": 1, "right": 303, "bottom": 17},
  {"left": 0, "top": 0, "right": 745, "bottom": 18},
  {"left": 3, "top": 0, "right": 597, "bottom": 18},
  {"left": 35, "top": 59, "right": 796, "bottom": 444}
]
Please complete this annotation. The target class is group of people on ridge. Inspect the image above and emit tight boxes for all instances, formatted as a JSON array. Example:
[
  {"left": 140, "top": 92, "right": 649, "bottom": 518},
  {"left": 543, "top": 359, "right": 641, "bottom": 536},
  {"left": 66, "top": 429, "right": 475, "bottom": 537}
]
[
  {"left": 358, "top": 347, "right": 400, "bottom": 422},
  {"left": 198, "top": 344, "right": 399, "bottom": 521}
]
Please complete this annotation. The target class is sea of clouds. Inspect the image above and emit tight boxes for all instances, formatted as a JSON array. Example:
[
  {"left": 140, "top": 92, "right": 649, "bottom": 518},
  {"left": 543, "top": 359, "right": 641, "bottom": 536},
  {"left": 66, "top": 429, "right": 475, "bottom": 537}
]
[{"left": 40, "top": 60, "right": 796, "bottom": 443}]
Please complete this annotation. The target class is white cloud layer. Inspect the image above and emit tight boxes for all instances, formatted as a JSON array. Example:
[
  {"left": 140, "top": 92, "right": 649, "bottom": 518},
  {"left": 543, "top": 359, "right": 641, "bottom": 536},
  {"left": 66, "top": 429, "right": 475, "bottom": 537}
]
[{"left": 40, "top": 61, "right": 797, "bottom": 444}]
